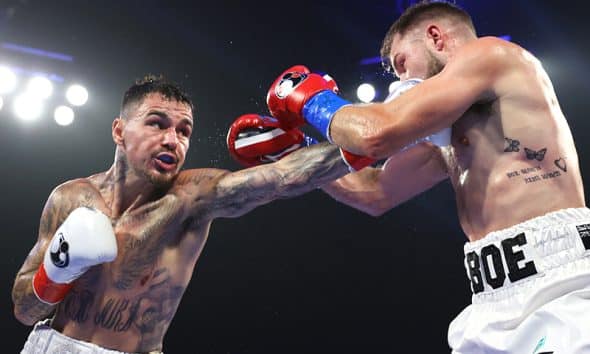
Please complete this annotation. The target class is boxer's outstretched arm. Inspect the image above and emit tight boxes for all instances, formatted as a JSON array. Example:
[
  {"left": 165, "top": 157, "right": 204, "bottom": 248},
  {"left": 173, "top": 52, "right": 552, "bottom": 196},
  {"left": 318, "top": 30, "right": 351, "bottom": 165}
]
[
  {"left": 321, "top": 143, "right": 447, "bottom": 216},
  {"left": 195, "top": 142, "right": 348, "bottom": 219},
  {"left": 329, "top": 37, "right": 504, "bottom": 159}
]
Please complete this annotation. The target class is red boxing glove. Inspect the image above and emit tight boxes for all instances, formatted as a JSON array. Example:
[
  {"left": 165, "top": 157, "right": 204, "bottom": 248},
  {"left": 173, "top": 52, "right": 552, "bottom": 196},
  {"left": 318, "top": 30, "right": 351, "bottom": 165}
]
[
  {"left": 227, "top": 113, "right": 309, "bottom": 167},
  {"left": 340, "top": 149, "right": 375, "bottom": 172},
  {"left": 266, "top": 65, "right": 339, "bottom": 130}
]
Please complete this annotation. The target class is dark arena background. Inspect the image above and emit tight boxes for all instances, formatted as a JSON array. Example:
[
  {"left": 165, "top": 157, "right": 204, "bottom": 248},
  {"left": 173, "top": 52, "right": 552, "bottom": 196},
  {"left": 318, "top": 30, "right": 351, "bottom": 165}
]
[{"left": 1, "top": 1, "right": 589, "bottom": 353}]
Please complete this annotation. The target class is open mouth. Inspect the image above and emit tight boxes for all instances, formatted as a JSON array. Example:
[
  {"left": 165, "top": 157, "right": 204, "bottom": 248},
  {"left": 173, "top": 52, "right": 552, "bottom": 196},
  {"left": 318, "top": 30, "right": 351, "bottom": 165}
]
[
  {"left": 157, "top": 154, "right": 176, "bottom": 164},
  {"left": 154, "top": 153, "right": 178, "bottom": 171}
]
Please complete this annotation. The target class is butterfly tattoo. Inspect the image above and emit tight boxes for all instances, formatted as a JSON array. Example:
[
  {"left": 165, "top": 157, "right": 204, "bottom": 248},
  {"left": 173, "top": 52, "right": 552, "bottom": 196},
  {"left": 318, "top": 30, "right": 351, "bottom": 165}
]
[
  {"left": 504, "top": 137, "right": 520, "bottom": 152},
  {"left": 524, "top": 147, "right": 547, "bottom": 161}
]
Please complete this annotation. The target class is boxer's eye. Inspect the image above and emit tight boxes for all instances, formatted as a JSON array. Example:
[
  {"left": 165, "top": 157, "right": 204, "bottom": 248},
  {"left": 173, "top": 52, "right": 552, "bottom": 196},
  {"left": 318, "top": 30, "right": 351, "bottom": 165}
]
[
  {"left": 179, "top": 127, "right": 191, "bottom": 137},
  {"left": 147, "top": 120, "right": 163, "bottom": 129}
]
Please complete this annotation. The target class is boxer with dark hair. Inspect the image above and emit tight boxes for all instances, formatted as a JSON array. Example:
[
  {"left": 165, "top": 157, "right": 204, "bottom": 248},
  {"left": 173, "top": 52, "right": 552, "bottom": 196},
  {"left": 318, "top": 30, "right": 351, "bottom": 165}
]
[
  {"left": 259, "top": 1, "right": 589, "bottom": 352},
  {"left": 12, "top": 74, "right": 354, "bottom": 354}
]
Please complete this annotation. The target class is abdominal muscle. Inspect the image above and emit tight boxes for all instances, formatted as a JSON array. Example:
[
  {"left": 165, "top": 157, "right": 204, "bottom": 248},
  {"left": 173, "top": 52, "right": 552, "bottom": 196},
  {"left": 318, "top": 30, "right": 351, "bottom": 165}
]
[
  {"left": 50, "top": 252, "right": 188, "bottom": 352},
  {"left": 444, "top": 112, "right": 585, "bottom": 242}
]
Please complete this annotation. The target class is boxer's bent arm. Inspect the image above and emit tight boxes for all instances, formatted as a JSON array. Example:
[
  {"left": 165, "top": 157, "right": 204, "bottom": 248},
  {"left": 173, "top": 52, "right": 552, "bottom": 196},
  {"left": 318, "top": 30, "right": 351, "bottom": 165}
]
[
  {"left": 321, "top": 143, "right": 447, "bottom": 216},
  {"left": 12, "top": 183, "right": 84, "bottom": 325},
  {"left": 208, "top": 142, "right": 348, "bottom": 219},
  {"left": 329, "top": 37, "right": 507, "bottom": 159}
]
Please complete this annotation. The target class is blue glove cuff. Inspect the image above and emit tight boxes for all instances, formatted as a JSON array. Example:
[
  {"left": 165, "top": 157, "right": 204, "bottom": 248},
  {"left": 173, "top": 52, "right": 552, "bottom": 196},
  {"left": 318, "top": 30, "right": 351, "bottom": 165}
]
[
  {"left": 303, "top": 135, "right": 318, "bottom": 147},
  {"left": 302, "top": 90, "right": 350, "bottom": 143}
]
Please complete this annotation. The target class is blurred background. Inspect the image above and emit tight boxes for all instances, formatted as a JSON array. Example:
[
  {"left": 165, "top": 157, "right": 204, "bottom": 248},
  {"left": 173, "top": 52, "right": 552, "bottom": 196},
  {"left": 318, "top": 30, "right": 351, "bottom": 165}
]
[{"left": 1, "top": 0, "right": 588, "bottom": 352}]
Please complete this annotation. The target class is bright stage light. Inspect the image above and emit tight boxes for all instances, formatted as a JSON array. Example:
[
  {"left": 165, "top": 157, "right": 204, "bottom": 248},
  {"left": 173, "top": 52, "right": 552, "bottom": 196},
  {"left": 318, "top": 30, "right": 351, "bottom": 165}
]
[
  {"left": 0, "top": 97, "right": 3, "bottom": 111},
  {"left": 389, "top": 81, "right": 401, "bottom": 94},
  {"left": 0, "top": 66, "right": 17, "bottom": 94},
  {"left": 27, "top": 76, "right": 54, "bottom": 99},
  {"left": 54, "top": 105, "right": 74, "bottom": 126},
  {"left": 13, "top": 94, "right": 43, "bottom": 122},
  {"left": 356, "top": 83, "right": 376, "bottom": 103},
  {"left": 65, "top": 84, "right": 88, "bottom": 106}
]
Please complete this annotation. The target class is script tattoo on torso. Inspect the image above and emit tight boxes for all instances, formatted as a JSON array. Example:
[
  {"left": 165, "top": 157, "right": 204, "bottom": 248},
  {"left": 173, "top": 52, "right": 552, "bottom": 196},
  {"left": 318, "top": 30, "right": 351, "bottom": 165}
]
[{"left": 503, "top": 137, "right": 566, "bottom": 184}]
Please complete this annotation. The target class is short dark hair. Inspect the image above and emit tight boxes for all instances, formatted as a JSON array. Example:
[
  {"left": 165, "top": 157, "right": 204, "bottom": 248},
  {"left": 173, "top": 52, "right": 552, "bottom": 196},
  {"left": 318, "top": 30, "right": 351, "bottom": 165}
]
[
  {"left": 120, "top": 74, "right": 194, "bottom": 118},
  {"left": 380, "top": 1, "right": 475, "bottom": 72}
]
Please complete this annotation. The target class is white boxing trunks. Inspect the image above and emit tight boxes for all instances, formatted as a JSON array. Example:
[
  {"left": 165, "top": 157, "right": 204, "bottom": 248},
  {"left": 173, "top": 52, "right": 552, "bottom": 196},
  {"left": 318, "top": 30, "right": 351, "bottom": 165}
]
[
  {"left": 448, "top": 208, "right": 590, "bottom": 353},
  {"left": 21, "top": 320, "right": 164, "bottom": 354}
]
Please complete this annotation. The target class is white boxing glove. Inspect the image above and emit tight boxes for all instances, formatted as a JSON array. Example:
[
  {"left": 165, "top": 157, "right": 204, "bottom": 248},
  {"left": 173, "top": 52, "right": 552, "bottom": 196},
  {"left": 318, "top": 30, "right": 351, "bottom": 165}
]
[
  {"left": 384, "top": 78, "right": 425, "bottom": 103},
  {"left": 32, "top": 207, "right": 118, "bottom": 305},
  {"left": 386, "top": 78, "right": 451, "bottom": 148}
]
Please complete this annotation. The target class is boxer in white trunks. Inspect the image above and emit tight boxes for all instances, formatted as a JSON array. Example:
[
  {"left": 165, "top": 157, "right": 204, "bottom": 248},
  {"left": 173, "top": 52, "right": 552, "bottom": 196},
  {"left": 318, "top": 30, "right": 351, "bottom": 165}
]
[
  {"left": 12, "top": 75, "right": 360, "bottom": 353},
  {"left": 257, "top": 1, "right": 590, "bottom": 352}
]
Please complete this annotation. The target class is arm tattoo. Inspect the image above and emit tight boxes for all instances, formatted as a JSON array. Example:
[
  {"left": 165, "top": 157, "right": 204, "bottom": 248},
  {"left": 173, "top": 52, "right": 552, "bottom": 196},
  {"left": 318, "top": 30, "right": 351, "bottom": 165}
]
[
  {"left": 212, "top": 142, "right": 348, "bottom": 218},
  {"left": 12, "top": 195, "right": 68, "bottom": 322},
  {"left": 12, "top": 183, "right": 99, "bottom": 324}
]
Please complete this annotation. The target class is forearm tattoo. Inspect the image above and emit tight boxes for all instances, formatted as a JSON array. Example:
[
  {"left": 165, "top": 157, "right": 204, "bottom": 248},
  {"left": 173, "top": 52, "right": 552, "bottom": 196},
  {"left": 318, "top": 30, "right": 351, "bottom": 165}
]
[
  {"left": 213, "top": 142, "right": 348, "bottom": 217},
  {"left": 12, "top": 189, "right": 96, "bottom": 323}
]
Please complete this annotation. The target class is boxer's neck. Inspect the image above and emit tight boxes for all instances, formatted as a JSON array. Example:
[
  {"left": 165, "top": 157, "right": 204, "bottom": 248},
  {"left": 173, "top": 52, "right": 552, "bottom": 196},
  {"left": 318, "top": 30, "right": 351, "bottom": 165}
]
[{"left": 105, "top": 150, "right": 163, "bottom": 218}]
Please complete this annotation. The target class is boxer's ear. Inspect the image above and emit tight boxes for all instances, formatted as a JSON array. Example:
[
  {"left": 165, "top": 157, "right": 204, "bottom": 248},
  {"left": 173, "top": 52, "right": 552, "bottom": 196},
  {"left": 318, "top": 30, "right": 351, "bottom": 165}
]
[
  {"left": 112, "top": 117, "right": 125, "bottom": 146},
  {"left": 426, "top": 25, "right": 444, "bottom": 51}
]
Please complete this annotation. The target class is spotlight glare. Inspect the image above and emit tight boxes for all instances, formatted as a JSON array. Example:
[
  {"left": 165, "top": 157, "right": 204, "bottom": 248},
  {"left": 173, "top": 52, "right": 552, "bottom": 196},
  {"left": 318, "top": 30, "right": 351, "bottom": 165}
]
[
  {"left": 66, "top": 84, "right": 88, "bottom": 106},
  {"left": 54, "top": 105, "right": 75, "bottom": 126},
  {"left": 356, "top": 83, "right": 376, "bottom": 103},
  {"left": 0, "top": 66, "right": 17, "bottom": 94},
  {"left": 27, "top": 76, "right": 54, "bottom": 99},
  {"left": 14, "top": 94, "right": 43, "bottom": 121}
]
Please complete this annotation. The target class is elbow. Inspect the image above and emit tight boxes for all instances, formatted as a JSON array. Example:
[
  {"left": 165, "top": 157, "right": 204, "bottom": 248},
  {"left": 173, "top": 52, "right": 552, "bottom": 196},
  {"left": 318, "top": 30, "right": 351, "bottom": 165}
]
[
  {"left": 12, "top": 279, "right": 43, "bottom": 326},
  {"left": 360, "top": 129, "right": 396, "bottom": 160},
  {"left": 357, "top": 109, "right": 401, "bottom": 159},
  {"left": 364, "top": 207, "right": 386, "bottom": 218},
  {"left": 362, "top": 200, "right": 391, "bottom": 218},
  {"left": 13, "top": 306, "right": 37, "bottom": 326}
]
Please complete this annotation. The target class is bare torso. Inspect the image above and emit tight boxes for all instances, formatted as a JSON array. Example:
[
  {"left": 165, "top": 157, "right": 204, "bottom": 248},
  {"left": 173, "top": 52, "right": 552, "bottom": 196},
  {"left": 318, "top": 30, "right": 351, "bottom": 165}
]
[
  {"left": 50, "top": 172, "right": 212, "bottom": 353},
  {"left": 442, "top": 44, "right": 584, "bottom": 240},
  {"left": 10, "top": 90, "right": 348, "bottom": 352}
]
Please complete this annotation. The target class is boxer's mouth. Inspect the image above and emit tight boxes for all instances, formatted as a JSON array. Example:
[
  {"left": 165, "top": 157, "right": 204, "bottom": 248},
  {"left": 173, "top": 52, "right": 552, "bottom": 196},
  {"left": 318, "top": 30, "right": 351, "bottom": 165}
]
[{"left": 156, "top": 153, "right": 177, "bottom": 165}]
